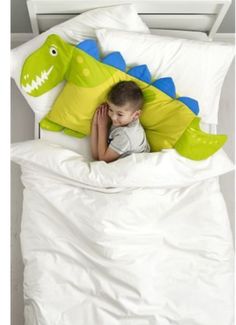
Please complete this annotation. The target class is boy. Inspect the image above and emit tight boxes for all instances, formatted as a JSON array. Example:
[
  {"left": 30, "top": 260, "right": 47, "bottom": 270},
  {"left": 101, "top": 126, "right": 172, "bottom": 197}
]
[{"left": 90, "top": 81, "right": 150, "bottom": 163}]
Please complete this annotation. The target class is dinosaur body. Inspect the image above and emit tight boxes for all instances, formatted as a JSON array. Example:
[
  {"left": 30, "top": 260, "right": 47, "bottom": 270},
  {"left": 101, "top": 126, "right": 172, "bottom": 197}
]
[{"left": 21, "top": 34, "right": 227, "bottom": 160}]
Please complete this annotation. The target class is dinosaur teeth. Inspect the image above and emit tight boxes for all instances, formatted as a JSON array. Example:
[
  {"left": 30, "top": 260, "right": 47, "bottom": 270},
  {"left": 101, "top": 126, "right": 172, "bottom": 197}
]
[
  {"left": 36, "top": 75, "right": 42, "bottom": 87},
  {"left": 22, "top": 65, "right": 54, "bottom": 94}
]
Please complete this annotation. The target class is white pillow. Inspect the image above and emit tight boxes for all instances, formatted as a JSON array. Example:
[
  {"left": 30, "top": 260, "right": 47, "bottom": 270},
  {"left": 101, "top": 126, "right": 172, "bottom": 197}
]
[
  {"left": 96, "top": 29, "right": 235, "bottom": 124},
  {"left": 11, "top": 4, "right": 149, "bottom": 119}
]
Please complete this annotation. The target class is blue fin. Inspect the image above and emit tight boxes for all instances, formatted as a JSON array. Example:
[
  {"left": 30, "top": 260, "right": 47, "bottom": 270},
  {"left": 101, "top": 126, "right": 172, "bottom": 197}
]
[
  {"left": 102, "top": 52, "right": 126, "bottom": 71},
  {"left": 76, "top": 39, "right": 100, "bottom": 60},
  {"left": 152, "top": 77, "right": 176, "bottom": 98},
  {"left": 127, "top": 65, "right": 151, "bottom": 83},
  {"left": 178, "top": 97, "right": 199, "bottom": 115}
]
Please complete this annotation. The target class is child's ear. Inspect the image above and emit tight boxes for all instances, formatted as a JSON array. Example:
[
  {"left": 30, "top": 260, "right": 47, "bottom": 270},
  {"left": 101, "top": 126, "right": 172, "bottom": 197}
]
[{"left": 133, "top": 110, "right": 141, "bottom": 120}]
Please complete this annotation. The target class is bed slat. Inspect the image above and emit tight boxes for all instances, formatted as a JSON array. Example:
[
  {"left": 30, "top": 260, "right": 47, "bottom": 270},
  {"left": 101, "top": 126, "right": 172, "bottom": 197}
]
[
  {"left": 28, "top": 0, "right": 225, "bottom": 15},
  {"left": 27, "top": 0, "right": 232, "bottom": 39},
  {"left": 140, "top": 14, "right": 215, "bottom": 31},
  {"left": 37, "top": 13, "right": 216, "bottom": 33}
]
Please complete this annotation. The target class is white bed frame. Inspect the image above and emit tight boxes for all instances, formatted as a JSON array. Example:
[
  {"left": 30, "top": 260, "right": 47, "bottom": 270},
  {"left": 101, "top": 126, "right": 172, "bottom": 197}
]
[
  {"left": 27, "top": 0, "right": 232, "bottom": 39},
  {"left": 26, "top": 0, "right": 232, "bottom": 138}
]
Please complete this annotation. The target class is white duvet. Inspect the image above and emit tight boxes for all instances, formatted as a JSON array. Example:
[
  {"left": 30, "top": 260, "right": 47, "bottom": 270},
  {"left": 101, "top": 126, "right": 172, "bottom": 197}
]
[{"left": 11, "top": 140, "right": 234, "bottom": 325}]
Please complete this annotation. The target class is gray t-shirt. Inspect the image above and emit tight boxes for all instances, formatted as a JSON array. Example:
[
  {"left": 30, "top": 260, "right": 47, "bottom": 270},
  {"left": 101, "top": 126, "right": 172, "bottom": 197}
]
[{"left": 108, "top": 120, "right": 150, "bottom": 157}]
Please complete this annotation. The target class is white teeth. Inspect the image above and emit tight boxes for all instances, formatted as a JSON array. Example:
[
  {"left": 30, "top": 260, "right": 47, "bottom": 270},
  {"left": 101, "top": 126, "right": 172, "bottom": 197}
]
[
  {"left": 36, "top": 75, "right": 43, "bottom": 87},
  {"left": 31, "top": 80, "right": 38, "bottom": 90},
  {"left": 22, "top": 65, "right": 54, "bottom": 94}
]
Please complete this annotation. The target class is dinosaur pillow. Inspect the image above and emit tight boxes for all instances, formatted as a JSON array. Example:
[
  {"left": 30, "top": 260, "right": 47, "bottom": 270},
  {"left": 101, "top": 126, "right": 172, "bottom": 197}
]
[
  {"left": 21, "top": 34, "right": 227, "bottom": 160},
  {"left": 11, "top": 4, "right": 149, "bottom": 119}
]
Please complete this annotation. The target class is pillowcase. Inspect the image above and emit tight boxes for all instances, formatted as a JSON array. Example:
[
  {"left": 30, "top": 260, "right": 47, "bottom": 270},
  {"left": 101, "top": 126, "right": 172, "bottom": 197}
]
[
  {"left": 96, "top": 29, "right": 235, "bottom": 124},
  {"left": 11, "top": 4, "right": 149, "bottom": 119}
]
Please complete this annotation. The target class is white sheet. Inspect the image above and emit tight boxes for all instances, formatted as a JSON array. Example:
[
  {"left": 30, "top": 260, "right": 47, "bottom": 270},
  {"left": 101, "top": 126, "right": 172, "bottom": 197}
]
[{"left": 11, "top": 140, "right": 234, "bottom": 325}]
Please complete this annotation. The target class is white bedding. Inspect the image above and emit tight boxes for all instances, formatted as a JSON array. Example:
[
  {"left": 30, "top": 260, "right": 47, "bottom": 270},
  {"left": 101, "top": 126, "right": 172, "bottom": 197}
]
[{"left": 11, "top": 140, "right": 234, "bottom": 325}]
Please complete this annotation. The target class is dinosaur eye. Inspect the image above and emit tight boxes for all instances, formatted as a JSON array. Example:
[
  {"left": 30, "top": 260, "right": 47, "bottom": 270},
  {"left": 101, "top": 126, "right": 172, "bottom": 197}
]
[{"left": 49, "top": 47, "right": 58, "bottom": 56}]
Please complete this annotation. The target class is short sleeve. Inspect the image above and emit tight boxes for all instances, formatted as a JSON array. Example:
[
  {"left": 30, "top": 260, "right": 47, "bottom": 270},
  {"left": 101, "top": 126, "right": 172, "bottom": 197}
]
[{"left": 109, "top": 128, "right": 131, "bottom": 155}]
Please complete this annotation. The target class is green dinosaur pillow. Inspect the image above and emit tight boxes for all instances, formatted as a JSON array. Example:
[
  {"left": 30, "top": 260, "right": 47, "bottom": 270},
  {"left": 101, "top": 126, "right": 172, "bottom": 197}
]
[
  {"left": 34, "top": 35, "right": 195, "bottom": 151},
  {"left": 20, "top": 34, "right": 227, "bottom": 160}
]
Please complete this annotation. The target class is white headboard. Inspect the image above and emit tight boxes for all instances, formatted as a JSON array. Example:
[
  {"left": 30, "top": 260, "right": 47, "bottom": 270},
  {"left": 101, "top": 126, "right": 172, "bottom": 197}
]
[{"left": 27, "top": 0, "right": 232, "bottom": 40}]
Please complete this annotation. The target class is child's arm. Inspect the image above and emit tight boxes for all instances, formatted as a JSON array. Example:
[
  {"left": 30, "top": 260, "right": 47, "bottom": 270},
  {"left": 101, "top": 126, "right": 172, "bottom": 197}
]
[
  {"left": 97, "top": 104, "right": 120, "bottom": 163},
  {"left": 90, "top": 109, "right": 99, "bottom": 160}
]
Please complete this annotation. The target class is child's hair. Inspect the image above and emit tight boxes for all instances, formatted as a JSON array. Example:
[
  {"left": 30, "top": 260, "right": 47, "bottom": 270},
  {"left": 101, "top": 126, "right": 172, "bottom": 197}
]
[{"left": 108, "top": 81, "right": 144, "bottom": 111}]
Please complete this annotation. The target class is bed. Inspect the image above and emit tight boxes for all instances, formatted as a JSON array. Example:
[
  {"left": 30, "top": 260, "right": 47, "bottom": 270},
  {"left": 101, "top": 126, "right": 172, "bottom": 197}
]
[{"left": 11, "top": 1, "right": 235, "bottom": 324}]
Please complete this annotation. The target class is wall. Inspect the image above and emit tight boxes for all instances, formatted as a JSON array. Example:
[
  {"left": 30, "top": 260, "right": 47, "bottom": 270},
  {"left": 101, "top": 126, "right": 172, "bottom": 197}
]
[
  {"left": 11, "top": 0, "right": 32, "bottom": 32},
  {"left": 11, "top": 0, "right": 235, "bottom": 33},
  {"left": 220, "top": 0, "right": 235, "bottom": 32}
]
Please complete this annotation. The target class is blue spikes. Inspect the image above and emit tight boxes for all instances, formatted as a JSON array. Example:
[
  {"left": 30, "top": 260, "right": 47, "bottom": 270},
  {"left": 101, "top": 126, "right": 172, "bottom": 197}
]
[
  {"left": 178, "top": 97, "right": 199, "bottom": 115},
  {"left": 102, "top": 52, "right": 126, "bottom": 71},
  {"left": 76, "top": 39, "right": 100, "bottom": 60},
  {"left": 75, "top": 40, "right": 200, "bottom": 117},
  {"left": 127, "top": 65, "right": 151, "bottom": 83},
  {"left": 152, "top": 77, "right": 176, "bottom": 98},
  {"left": 152, "top": 77, "right": 199, "bottom": 115}
]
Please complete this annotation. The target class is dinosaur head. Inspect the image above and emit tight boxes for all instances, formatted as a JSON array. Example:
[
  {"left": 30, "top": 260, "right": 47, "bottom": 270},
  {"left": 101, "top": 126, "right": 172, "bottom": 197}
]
[{"left": 20, "top": 34, "right": 74, "bottom": 97}]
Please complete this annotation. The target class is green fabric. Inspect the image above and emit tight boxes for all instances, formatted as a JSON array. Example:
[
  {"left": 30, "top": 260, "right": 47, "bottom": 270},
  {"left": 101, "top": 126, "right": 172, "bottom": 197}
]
[
  {"left": 174, "top": 118, "right": 227, "bottom": 160},
  {"left": 63, "top": 128, "right": 86, "bottom": 138},
  {"left": 40, "top": 117, "right": 64, "bottom": 132},
  {"left": 21, "top": 34, "right": 74, "bottom": 97},
  {"left": 21, "top": 34, "right": 227, "bottom": 160}
]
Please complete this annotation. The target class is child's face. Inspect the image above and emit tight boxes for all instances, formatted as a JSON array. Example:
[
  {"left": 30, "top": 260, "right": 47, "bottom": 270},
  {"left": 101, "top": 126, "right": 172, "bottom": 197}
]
[{"left": 107, "top": 101, "right": 140, "bottom": 127}]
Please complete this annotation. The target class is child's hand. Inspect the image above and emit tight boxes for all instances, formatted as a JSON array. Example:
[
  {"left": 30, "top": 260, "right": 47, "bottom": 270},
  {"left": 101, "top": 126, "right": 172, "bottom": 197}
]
[
  {"left": 92, "top": 108, "right": 98, "bottom": 126},
  {"left": 97, "top": 103, "right": 110, "bottom": 129}
]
